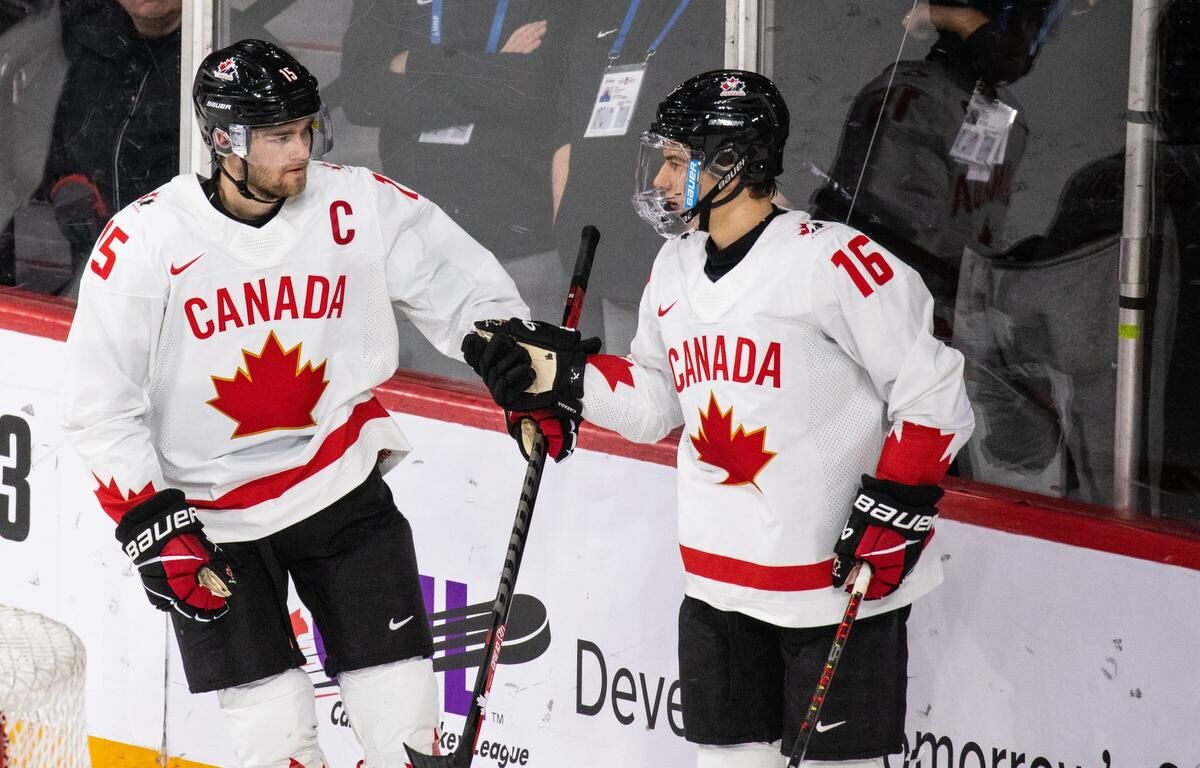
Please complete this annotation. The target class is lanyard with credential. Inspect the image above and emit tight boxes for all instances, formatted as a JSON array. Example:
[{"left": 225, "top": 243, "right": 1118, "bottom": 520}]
[
  {"left": 430, "top": 0, "right": 512, "bottom": 52},
  {"left": 608, "top": 0, "right": 691, "bottom": 65}
]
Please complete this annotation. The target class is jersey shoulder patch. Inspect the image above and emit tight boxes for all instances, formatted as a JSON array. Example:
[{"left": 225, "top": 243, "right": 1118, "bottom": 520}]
[
  {"left": 131, "top": 190, "right": 160, "bottom": 211},
  {"left": 795, "top": 218, "right": 832, "bottom": 238}
]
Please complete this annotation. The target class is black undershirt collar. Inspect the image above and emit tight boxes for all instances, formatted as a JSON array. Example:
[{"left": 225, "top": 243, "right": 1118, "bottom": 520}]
[
  {"left": 703, "top": 206, "right": 784, "bottom": 282},
  {"left": 200, "top": 174, "right": 284, "bottom": 228}
]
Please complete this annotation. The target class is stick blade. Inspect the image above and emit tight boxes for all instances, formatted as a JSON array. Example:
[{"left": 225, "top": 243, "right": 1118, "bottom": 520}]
[{"left": 405, "top": 746, "right": 464, "bottom": 768}]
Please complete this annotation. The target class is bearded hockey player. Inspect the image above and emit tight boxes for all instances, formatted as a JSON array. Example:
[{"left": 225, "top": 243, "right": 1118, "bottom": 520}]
[
  {"left": 464, "top": 71, "right": 975, "bottom": 767},
  {"left": 62, "top": 39, "right": 529, "bottom": 767}
]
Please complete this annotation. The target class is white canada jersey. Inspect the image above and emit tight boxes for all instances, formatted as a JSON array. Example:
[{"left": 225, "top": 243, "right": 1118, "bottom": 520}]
[
  {"left": 63, "top": 162, "right": 528, "bottom": 542},
  {"left": 581, "top": 211, "right": 974, "bottom": 628}
]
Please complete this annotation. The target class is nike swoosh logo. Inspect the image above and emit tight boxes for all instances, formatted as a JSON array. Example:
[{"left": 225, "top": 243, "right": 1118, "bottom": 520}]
[
  {"left": 657, "top": 301, "right": 678, "bottom": 317},
  {"left": 862, "top": 540, "right": 921, "bottom": 558},
  {"left": 169, "top": 252, "right": 205, "bottom": 275},
  {"left": 814, "top": 720, "right": 846, "bottom": 733},
  {"left": 389, "top": 616, "right": 413, "bottom": 631}
]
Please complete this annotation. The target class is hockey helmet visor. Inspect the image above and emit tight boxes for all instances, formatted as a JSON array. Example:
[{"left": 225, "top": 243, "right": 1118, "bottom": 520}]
[
  {"left": 632, "top": 130, "right": 743, "bottom": 238},
  {"left": 209, "top": 105, "right": 334, "bottom": 167}
]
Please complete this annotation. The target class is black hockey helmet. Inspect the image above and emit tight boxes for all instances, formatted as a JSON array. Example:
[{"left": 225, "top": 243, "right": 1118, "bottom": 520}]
[
  {"left": 651, "top": 69, "right": 789, "bottom": 184},
  {"left": 633, "top": 70, "right": 789, "bottom": 237},
  {"left": 192, "top": 39, "right": 329, "bottom": 159}
]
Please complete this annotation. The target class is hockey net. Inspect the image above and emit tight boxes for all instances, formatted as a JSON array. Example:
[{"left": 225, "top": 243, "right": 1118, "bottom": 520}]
[{"left": 0, "top": 606, "right": 90, "bottom": 767}]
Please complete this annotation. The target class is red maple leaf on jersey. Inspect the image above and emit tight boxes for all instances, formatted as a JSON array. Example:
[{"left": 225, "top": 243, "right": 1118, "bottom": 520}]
[
  {"left": 208, "top": 331, "right": 329, "bottom": 438},
  {"left": 689, "top": 393, "right": 776, "bottom": 489}
]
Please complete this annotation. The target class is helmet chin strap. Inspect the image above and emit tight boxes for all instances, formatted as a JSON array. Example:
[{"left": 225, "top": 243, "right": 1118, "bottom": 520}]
[
  {"left": 216, "top": 155, "right": 284, "bottom": 204},
  {"left": 679, "top": 155, "right": 747, "bottom": 233}
]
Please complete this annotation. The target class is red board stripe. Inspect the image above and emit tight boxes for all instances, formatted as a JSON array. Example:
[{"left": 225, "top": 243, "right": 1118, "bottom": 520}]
[{"left": 5, "top": 290, "right": 1200, "bottom": 571}]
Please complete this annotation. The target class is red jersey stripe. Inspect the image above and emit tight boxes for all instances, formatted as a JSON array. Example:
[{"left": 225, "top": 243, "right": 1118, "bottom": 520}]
[
  {"left": 189, "top": 398, "right": 389, "bottom": 511},
  {"left": 679, "top": 544, "right": 834, "bottom": 592}
]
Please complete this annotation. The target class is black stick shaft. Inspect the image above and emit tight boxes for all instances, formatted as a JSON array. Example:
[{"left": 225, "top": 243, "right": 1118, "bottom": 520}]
[
  {"left": 454, "top": 431, "right": 548, "bottom": 763},
  {"left": 562, "top": 225, "right": 599, "bottom": 330},
  {"left": 787, "top": 564, "right": 873, "bottom": 767},
  {"left": 408, "top": 227, "right": 600, "bottom": 768}
]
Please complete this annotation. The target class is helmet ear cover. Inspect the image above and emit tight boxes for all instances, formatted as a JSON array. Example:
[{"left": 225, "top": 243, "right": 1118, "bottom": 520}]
[{"left": 212, "top": 128, "right": 233, "bottom": 153}]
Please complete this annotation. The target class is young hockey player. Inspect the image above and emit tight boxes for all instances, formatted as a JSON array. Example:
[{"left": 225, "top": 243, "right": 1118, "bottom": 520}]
[
  {"left": 464, "top": 70, "right": 975, "bottom": 767},
  {"left": 62, "top": 39, "right": 529, "bottom": 767}
]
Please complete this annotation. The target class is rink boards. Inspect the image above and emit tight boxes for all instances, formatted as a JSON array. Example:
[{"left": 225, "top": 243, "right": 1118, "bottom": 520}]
[{"left": 0, "top": 303, "right": 1197, "bottom": 767}]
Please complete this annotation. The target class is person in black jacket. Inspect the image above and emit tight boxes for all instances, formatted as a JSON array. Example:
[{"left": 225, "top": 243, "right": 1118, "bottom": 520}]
[
  {"left": 550, "top": 1, "right": 724, "bottom": 354},
  {"left": 810, "top": 0, "right": 1055, "bottom": 339},
  {"left": 338, "top": 0, "right": 574, "bottom": 375},
  {"left": 3, "top": 0, "right": 181, "bottom": 295}
]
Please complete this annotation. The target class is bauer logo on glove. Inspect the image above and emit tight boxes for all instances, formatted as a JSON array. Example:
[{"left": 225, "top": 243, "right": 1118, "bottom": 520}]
[
  {"left": 850, "top": 491, "right": 936, "bottom": 533},
  {"left": 122, "top": 505, "right": 203, "bottom": 560}
]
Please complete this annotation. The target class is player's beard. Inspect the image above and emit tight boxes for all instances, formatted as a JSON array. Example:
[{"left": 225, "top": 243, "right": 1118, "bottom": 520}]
[{"left": 245, "top": 163, "right": 308, "bottom": 201}]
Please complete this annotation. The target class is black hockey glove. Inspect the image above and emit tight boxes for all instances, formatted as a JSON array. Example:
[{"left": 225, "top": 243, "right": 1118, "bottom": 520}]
[
  {"left": 467, "top": 318, "right": 601, "bottom": 411},
  {"left": 114, "top": 489, "right": 235, "bottom": 622},
  {"left": 462, "top": 329, "right": 534, "bottom": 408},
  {"left": 48, "top": 174, "right": 108, "bottom": 270},
  {"left": 832, "top": 475, "right": 943, "bottom": 600}
]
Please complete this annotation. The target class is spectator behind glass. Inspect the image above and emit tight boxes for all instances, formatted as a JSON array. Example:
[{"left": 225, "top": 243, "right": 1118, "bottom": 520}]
[
  {"left": 339, "top": 2, "right": 573, "bottom": 294},
  {"left": 338, "top": 0, "right": 574, "bottom": 376},
  {"left": 552, "top": 1, "right": 723, "bottom": 354},
  {"left": 960, "top": 0, "right": 1200, "bottom": 513},
  {"left": 810, "top": 0, "right": 1055, "bottom": 339},
  {"left": 1156, "top": 0, "right": 1200, "bottom": 518},
  {"left": 28, "top": 0, "right": 180, "bottom": 296},
  {"left": 0, "top": 0, "right": 65, "bottom": 288}
]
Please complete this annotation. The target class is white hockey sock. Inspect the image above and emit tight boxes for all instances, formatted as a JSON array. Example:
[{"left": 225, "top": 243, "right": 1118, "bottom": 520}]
[
  {"left": 805, "top": 758, "right": 887, "bottom": 768},
  {"left": 216, "top": 667, "right": 326, "bottom": 768},
  {"left": 338, "top": 656, "right": 439, "bottom": 766},
  {"left": 697, "top": 741, "right": 784, "bottom": 768}
]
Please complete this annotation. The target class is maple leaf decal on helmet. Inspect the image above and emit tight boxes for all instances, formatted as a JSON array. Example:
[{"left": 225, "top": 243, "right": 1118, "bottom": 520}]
[
  {"left": 689, "top": 393, "right": 776, "bottom": 489},
  {"left": 208, "top": 331, "right": 329, "bottom": 438}
]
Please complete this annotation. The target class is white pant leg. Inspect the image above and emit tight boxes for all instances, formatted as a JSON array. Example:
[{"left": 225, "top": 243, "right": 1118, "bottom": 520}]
[
  {"left": 337, "top": 656, "right": 439, "bottom": 767},
  {"left": 216, "top": 668, "right": 326, "bottom": 768},
  {"left": 697, "top": 741, "right": 785, "bottom": 768}
]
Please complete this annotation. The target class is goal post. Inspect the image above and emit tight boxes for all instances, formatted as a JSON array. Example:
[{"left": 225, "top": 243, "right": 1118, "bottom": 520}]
[{"left": 0, "top": 605, "right": 91, "bottom": 767}]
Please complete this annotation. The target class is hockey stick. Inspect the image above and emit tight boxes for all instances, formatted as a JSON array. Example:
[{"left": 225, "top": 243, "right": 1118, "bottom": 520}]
[
  {"left": 786, "top": 563, "right": 873, "bottom": 768},
  {"left": 407, "top": 225, "right": 600, "bottom": 768}
]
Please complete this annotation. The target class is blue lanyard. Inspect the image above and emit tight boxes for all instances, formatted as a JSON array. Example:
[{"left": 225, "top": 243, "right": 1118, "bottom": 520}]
[
  {"left": 609, "top": 0, "right": 690, "bottom": 62},
  {"left": 431, "top": 0, "right": 443, "bottom": 45},
  {"left": 1030, "top": 0, "right": 1068, "bottom": 56},
  {"left": 430, "top": 0, "right": 512, "bottom": 52},
  {"left": 485, "top": 0, "right": 511, "bottom": 53}
]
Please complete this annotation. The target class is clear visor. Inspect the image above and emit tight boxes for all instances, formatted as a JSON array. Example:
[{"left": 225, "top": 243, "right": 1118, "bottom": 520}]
[
  {"left": 631, "top": 131, "right": 738, "bottom": 238},
  {"left": 215, "top": 104, "right": 334, "bottom": 167}
]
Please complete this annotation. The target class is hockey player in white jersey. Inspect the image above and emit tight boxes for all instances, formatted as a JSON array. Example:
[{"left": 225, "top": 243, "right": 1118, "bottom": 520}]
[
  {"left": 464, "top": 71, "right": 975, "bottom": 767},
  {"left": 62, "top": 39, "right": 530, "bottom": 767}
]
